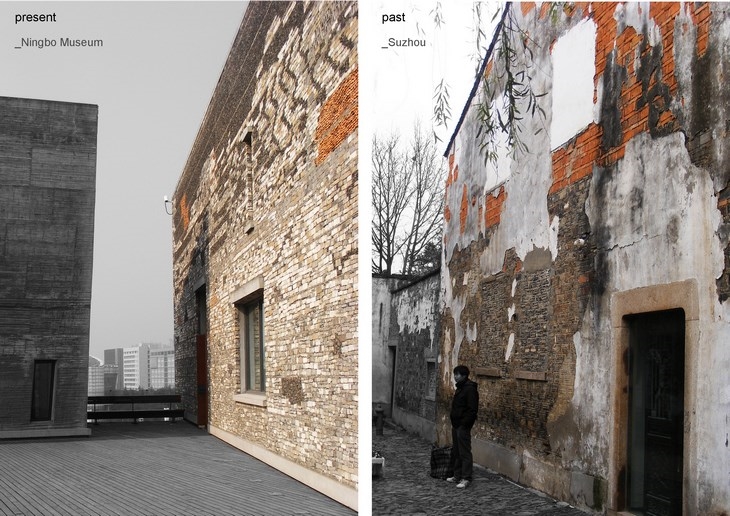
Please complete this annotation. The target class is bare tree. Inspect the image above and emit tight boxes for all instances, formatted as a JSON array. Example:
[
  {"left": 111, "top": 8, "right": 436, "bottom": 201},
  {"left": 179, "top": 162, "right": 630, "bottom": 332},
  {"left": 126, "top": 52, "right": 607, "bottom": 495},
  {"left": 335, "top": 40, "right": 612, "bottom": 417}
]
[
  {"left": 372, "top": 132, "right": 411, "bottom": 275},
  {"left": 372, "top": 123, "right": 444, "bottom": 276}
]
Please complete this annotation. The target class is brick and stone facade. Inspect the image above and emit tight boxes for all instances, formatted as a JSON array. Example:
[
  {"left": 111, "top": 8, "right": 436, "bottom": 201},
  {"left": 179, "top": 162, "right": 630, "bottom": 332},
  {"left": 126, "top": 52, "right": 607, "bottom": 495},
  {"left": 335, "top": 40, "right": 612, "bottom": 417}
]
[
  {"left": 0, "top": 96, "right": 97, "bottom": 439},
  {"left": 172, "top": 2, "right": 357, "bottom": 510},
  {"left": 442, "top": 3, "right": 730, "bottom": 514}
]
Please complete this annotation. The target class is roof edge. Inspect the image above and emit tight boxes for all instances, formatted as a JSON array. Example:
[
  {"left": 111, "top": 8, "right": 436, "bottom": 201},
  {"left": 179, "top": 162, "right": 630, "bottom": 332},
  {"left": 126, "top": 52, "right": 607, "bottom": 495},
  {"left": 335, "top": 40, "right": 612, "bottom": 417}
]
[{"left": 444, "top": 2, "right": 511, "bottom": 158}]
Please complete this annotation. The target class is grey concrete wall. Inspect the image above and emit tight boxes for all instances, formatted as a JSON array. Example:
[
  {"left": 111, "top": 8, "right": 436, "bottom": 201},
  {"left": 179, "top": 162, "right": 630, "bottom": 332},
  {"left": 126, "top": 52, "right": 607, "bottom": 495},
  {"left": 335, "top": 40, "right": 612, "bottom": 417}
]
[{"left": 0, "top": 96, "right": 97, "bottom": 438}]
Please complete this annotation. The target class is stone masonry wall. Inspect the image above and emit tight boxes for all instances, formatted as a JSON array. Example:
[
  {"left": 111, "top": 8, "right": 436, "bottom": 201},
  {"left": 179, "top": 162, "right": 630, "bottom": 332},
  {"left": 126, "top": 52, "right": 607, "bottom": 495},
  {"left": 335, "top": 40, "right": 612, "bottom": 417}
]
[
  {"left": 172, "top": 1, "right": 358, "bottom": 499},
  {"left": 441, "top": 3, "right": 730, "bottom": 513},
  {"left": 0, "top": 97, "right": 97, "bottom": 437}
]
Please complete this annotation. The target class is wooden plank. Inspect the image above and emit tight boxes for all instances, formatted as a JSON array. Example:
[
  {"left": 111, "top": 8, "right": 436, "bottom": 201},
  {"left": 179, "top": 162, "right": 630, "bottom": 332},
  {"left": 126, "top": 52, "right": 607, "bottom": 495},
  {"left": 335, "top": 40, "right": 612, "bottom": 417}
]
[
  {"left": 475, "top": 366, "right": 502, "bottom": 378},
  {"left": 514, "top": 370, "right": 547, "bottom": 382}
]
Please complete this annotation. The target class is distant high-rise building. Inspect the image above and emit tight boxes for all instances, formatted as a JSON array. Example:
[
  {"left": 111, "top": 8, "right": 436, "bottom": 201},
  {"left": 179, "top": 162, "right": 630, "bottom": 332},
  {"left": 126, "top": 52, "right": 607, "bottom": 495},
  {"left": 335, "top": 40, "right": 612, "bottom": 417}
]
[
  {"left": 104, "top": 348, "right": 123, "bottom": 366},
  {"left": 103, "top": 347, "right": 124, "bottom": 390},
  {"left": 110, "top": 343, "right": 175, "bottom": 391},
  {"left": 150, "top": 346, "right": 175, "bottom": 389},
  {"left": 103, "top": 364, "right": 120, "bottom": 394},
  {"left": 123, "top": 344, "right": 150, "bottom": 390},
  {"left": 87, "top": 357, "right": 105, "bottom": 396}
]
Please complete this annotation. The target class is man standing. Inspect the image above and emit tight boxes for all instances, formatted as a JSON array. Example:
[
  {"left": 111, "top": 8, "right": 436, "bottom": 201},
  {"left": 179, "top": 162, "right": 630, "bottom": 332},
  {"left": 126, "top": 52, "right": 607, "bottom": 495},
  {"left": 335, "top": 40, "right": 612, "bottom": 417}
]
[{"left": 447, "top": 365, "right": 479, "bottom": 489}]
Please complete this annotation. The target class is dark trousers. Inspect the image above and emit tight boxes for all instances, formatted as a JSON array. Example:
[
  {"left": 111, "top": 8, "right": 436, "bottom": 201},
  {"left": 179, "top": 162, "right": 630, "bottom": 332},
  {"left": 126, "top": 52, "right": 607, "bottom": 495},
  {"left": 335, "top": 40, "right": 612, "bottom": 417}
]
[{"left": 448, "top": 425, "right": 473, "bottom": 481}]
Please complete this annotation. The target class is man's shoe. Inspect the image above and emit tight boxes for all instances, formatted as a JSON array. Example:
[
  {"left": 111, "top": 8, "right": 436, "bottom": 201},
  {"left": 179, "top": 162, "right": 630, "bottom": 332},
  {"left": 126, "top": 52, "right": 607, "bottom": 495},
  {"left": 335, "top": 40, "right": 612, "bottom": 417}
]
[
  {"left": 445, "top": 476, "right": 458, "bottom": 483},
  {"left": 456, "top": 479, "right": 470, "bottom": 489}
]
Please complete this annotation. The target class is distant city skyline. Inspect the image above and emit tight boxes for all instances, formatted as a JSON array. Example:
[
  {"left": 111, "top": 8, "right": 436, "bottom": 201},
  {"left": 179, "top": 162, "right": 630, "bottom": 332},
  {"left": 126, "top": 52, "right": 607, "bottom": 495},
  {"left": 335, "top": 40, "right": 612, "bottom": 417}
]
[
  {"left": 88, "top": 341, "right": 175, "bottom": 394},
  {"left": 1, "top": 2, "right": 247, "bottom": 357}
]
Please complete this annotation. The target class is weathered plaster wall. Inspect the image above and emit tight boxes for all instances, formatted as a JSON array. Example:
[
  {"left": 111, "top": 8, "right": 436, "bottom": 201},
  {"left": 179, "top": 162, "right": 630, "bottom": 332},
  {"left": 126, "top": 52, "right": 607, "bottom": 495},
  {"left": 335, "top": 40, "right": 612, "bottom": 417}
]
[
  {"left": 390, "top": 271, "right": 440, "bottom": 441},
  {"left": 372, "top": 275, "right": 409, "bottom": 415},
  {"left": 172, "top": 2, "right": 358, "bottom": 509},
  {"left": 441, "top": 3, "right": 730, "bottom": 513},
  {"left": 0, "top": 96, "right": 97, "bottom": 438}
]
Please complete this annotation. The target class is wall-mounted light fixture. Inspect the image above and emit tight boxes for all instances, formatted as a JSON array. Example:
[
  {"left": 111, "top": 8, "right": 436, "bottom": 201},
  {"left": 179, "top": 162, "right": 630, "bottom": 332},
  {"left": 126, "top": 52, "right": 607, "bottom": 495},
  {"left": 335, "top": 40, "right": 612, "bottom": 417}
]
[{"left": 164, "top": 195, "right": 172, "bottom": 215}]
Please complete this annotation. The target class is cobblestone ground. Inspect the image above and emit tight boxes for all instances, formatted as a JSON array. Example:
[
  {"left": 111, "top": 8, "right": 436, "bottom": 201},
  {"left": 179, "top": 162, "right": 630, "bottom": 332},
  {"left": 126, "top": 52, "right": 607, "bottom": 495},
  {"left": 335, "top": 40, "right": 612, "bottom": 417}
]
[{"left": 372, "top": 423, "right": 588, "bottom": 516}]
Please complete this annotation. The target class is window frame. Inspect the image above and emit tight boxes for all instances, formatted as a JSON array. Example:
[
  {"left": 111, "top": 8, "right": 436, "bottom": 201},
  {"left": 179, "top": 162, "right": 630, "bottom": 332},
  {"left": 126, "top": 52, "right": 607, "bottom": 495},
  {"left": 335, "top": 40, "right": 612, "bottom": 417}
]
[
  {"left": 240, "top": 296, "right": 265, "bottom": 393},
  {"left": 230, "top": 276, "right": 266, "bottom": 407}
]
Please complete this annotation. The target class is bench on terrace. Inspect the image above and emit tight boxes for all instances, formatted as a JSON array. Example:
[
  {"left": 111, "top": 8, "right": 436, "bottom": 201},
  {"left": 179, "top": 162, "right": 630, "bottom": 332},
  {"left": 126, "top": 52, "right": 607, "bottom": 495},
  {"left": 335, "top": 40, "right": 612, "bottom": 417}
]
[{"left": 87, "top": 395, "right": 185, "bottom": 424}]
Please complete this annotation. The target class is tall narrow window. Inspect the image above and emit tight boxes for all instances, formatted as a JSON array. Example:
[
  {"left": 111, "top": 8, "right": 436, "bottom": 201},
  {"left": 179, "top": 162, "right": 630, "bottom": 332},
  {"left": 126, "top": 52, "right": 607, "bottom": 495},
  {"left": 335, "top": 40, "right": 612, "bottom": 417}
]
[
  {"left": 31, "top": 360, "right": 55, "bottom": 421},
  {"left": 243, "top": 131, "right": 254, "bottom": 213},
  {"left": 241, "top": 297, "right": 264, "bottom": 392}
]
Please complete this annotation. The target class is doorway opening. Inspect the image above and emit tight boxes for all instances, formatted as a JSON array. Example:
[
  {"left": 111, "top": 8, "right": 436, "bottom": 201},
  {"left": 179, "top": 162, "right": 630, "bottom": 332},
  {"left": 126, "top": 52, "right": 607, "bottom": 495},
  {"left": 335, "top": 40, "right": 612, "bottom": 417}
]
[
  {"left": 625, "top": 309, "right": 685, "bottom": 516},
  {"left": 195, "top": 285, "right": 209, "bottom": 428}
]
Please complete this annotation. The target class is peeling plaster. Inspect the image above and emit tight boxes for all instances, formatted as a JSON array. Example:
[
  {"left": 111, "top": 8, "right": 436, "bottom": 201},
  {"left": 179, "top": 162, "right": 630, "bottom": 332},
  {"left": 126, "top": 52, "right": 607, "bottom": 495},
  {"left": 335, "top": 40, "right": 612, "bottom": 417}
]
[
  {"left": 570, "top": 130, "right": 724, "bottom": 480},
  {"left": 586, "top": 132, "right": 722, "bottom": 293},
  {"left": 551, "top": 17, "right": 597, "bottom": 149},
  {"left": 614, "top": 2, "right": 662, "bottom": 47},
  {"left": 672, "top": 4, "right": 696, "bottom": 126},
  {"left": 465, "top": 322, "right": 477, "bottom": 344},
  {"left": 394, "top": 281, "right": 439, "bottom": 347},
  {"left": 440, "top": 2, "right": 730, "bottom": 510},
  {"left": 505, "top": 332, "right": 515, "bottom": 363}
]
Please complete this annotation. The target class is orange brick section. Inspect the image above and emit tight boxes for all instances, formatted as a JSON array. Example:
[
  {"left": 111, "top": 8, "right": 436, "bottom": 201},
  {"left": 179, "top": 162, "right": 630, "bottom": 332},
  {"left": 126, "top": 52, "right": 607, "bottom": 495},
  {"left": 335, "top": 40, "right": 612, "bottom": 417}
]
[
  {"left": 485, "top": 186, "right": 507, "bottom": 229},
  {"left": 315, "top": 67, "right": 358, "bottom": 165},
  {"left": 548, "top": 2, "right": 711, "bottom": 196},
  {"left": 460, "top": 184, "right": 469, "bottom": 235},
  {"left": 179, "top": 193, "right": 190, "bottom": 231},
  {"left": 550, "top": 124, "right": 602, "bottom": 194}
]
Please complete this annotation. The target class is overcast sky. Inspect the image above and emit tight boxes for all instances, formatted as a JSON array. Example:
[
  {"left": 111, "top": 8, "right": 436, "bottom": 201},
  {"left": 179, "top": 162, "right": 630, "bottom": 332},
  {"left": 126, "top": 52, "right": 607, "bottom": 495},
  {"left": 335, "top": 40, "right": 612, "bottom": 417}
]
[
  {"left": 365, "top": 0, "right": 499, "bottom": 142},
  {"left": 1, "top": 0, "right": 500, "bottom": 363},
  {"left": 0, "top": 1, "right": 246, "bottom": 359}
]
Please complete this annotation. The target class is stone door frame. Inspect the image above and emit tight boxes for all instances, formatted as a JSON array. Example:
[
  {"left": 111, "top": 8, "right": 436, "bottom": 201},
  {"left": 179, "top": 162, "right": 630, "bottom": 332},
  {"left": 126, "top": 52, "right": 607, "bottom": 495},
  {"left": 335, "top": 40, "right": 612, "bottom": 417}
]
[{"left": 609, "top": 279, "right": 699, "bottom": 515}]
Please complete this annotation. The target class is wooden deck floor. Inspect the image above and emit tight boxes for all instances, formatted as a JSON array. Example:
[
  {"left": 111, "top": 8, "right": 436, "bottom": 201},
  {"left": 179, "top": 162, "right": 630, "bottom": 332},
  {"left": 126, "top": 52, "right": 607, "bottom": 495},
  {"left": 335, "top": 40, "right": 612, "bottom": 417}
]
[{"left": 0, "top": 422, "right": 355, "bottom": 516}]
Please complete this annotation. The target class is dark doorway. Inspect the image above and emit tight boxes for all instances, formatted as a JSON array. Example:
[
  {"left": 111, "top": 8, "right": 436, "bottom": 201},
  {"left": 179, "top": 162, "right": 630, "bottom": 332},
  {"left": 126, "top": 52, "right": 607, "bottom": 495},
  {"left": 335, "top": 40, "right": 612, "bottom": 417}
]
[
  {"left": 389, "top": 345, "right": 396, "bottom": 418},
  {"left": 195, "top": 286, "right": 209, "bottom": 428},
  {"left": 626, "top": 309, "right": 685, "bottom": 516},
  {"left": 31, "top": 360, "right": 56, "bottom": 421}
]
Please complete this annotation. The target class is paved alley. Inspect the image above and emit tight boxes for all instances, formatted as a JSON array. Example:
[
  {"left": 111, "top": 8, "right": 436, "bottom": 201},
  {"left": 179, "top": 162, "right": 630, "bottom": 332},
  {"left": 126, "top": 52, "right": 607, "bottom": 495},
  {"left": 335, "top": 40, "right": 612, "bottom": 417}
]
[{"left": 373, "top": 423, "right": 588, "bottom": 516}]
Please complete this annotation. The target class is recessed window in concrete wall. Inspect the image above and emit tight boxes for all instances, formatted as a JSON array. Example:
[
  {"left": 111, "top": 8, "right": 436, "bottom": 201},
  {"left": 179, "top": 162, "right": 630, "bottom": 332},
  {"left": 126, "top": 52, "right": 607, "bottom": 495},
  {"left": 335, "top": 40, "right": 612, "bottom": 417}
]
[
  {"left": 31, "top": 360, "right": 55, "bottom": 421},
  {"left": 550, "top": 18, "right": 597, "bottom": 149}
]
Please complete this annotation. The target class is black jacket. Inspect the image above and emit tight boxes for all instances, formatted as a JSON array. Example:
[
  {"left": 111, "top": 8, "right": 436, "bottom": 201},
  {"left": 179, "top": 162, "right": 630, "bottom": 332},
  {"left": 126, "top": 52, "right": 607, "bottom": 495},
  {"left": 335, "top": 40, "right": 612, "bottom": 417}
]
[{"left": 450, "top": 378, "right": 479, "bottom": 429}]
